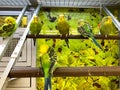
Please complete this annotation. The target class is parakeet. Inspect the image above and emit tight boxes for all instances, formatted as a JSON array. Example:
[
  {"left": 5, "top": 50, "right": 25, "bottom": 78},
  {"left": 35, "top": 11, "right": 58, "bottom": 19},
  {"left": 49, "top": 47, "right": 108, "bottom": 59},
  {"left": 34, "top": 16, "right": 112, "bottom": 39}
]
[
  {"left": 1, "top": 16, "right": 17, "bottom": 37},
  {"left": 30, "top": 16, "right": 43, "bottom": 45},
  {"left": 99, "top": 16, "right": 118, "bottom": 35},
  {"left": 78, "top": 19, "right": 102, "bottom": 50},
  {"left": 39, "top": 44, "right": 57, "bottom": 90},
  {"left": 56, "top": 14, "right": 70, "bottom": 48},
  {"left": 99, "top": 16, "right": 118, "bottom": 46},
  {"left": 0, "top": 27, "right": 4, "bottom": 36}
]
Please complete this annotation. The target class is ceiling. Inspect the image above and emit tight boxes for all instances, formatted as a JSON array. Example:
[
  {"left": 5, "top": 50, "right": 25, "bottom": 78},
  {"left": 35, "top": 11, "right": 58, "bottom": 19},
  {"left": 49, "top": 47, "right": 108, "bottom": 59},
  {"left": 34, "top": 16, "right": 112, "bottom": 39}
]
[
  {"left": 0, "top": 0, "right": 120, "bottom": 8},
  {"left": 38, "top": 0, "right": 120, "bottom": 7}
]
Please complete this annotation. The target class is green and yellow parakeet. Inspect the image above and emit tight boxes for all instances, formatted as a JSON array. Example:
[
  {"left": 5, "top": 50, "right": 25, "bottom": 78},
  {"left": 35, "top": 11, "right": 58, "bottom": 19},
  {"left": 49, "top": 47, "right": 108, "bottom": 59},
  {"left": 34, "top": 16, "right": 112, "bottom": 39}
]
[
  {"left": 1, "top": 16, "right": 17, "bottom": 37},
  {"left": 99, "top": 16, "right": 118, "bottom": 35},
  {"left": 39, "top": 44, "right": 57, "bottom": 90},
  {"left": 0, "top": 27, "right": 4, "bottom": 36},
  {"left": 77, "top": 19, "right": 102, "bottom": 50},
  {"left": 56, "top": 14, "right": 70, "bottom": 48},
  {"left": 30, "top": 16, "right": 43, "bottom": 45},
  {"left": 99, "top": 16, "right": 118, "bottom": 46}
]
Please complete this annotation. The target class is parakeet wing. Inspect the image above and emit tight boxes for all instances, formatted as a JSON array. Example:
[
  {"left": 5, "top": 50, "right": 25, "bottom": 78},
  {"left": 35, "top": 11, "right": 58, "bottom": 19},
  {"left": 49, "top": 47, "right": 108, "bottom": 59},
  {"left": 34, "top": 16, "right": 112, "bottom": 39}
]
[
  {"left": 1, "top": 23, "right": 17, "bottom": 37},
  {"left": 78, "top": 20, "right": 102, "bottom": 50}
]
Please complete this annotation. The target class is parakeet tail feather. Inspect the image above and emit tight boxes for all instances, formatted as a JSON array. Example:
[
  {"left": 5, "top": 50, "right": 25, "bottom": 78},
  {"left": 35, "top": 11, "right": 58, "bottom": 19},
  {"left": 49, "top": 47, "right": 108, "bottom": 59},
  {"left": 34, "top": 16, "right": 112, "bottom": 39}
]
[
  {"left": 44, "top": 77, "right": 51, "bottom": 90},
  {"left": 33, "top": 38, "right": 36, "bottom": 46},
  {"left": 65, "top": 39, "right": 69, "bottom": 48},
  {"left": 91, "top": 36, "right": 102, "bottom": 50}
]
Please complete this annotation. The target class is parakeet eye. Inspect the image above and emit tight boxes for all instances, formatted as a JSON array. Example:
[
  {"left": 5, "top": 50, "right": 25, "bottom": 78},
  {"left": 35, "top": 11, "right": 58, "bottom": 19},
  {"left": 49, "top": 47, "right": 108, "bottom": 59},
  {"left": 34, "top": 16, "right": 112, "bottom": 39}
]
[{"left": 3, "top": 26, "right": 7, "bottom": 31}]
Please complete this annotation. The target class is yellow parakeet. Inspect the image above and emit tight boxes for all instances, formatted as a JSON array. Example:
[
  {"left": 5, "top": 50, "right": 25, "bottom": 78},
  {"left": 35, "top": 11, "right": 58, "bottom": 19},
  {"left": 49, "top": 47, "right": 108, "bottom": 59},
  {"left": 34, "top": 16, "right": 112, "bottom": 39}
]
[
  {"left": 99, "top": 16, "right": 118, "bottom": 46},
  {"left": 30, "top": 15, "right": 43, "bottom": 45},
  {"left": 56, "top": 14, "right": 70, "bottom": 48},
  {"left": 100, "top": 16, "right": 118, "bottom": 35},
  {"left": 1, "top": 16, "right": 17, "bottom": 37}
]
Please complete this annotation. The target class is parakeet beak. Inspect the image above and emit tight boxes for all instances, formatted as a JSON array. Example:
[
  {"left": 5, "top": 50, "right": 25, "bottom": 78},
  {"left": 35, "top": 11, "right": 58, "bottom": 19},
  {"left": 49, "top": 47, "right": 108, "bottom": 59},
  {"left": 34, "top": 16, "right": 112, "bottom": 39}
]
[
  {"left": 58, "top": 14, "right": 65, "bottom": 21},
  {"left": 39, "top": 53, "right": 43, "bottom": 57},
  {"left": 108, "top": 19, "right": 112, "bottom": 23},
  {"left": 33, "top": 16, "right": 38, "bottom": 22},
  {"left": 98, "top": 23, "right": 100, "bottom": 29}
]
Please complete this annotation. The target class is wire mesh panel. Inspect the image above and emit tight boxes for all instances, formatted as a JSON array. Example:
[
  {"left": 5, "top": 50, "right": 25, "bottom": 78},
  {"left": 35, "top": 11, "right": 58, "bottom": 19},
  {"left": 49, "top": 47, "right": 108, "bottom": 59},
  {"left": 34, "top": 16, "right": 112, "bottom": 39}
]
[
  {"left": 38, "top": 0, "right": 120, "bottom": 7},
  {"left": 0, "top": 0, "right": 31, "bottom": 7},
  {"left": 3, "top": 38, "right": 19, "bottom": 57}
]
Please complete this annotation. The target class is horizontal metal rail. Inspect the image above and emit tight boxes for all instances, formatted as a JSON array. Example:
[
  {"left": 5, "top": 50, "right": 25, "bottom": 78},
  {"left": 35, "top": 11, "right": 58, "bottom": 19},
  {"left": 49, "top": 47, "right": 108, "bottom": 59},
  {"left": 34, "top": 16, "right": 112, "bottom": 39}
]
[
  {"left": 27, "top": 34, "right": 120, "bottom": 40},
  {"left": 8, "top": 66, "right": 120, "bottom": 77},
  {"left": 0, "top": 5, "right": 28, "bottom": 90},
  {"left": 0, "top": 5, "right": 27, "bottom": 61}
]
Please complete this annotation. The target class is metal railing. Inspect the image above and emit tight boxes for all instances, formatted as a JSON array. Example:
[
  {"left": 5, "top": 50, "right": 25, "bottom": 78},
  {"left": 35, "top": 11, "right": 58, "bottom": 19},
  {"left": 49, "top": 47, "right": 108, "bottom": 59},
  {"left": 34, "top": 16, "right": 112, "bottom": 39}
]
[{"left": 0, "top": 5, "right": 28, "bottom": 90}]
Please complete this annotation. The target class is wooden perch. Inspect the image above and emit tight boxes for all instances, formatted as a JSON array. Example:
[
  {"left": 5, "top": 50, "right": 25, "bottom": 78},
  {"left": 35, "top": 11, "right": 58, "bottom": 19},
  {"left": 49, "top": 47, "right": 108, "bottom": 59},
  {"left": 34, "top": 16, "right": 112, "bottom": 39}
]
[
  {"left": 27, "top": 34, "right": 120, "bottom": 40},
  {"left": 9, "top": 66, "right": 120, "bottom": 78}
]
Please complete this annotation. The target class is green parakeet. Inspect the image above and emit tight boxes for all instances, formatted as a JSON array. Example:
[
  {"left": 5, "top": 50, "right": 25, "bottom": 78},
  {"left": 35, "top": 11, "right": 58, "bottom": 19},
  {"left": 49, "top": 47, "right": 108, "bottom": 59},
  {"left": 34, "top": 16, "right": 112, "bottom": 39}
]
[
  {"left": 39, "top": 44, "right": 57, "bottom": 90},
  {"left": 30, "top": 16, "right": 43, "bottom": 45},
  {"left": 0, "top": 27, "right": 4, "bottom": 36},
  {"left": 99, "top": 16, "right": 118, "bottom": 35},
  {"left": 1, "top": 17, "right": 17, "bottom": 37},
  {"left": 99, "top": 16, "right": 118, "bottom": 46},
  {"left": 77, "top": 19, "right": 102, "bottom": 50},
  {"left": 56, "top": 14, "right": 70, "bottom": 48}
]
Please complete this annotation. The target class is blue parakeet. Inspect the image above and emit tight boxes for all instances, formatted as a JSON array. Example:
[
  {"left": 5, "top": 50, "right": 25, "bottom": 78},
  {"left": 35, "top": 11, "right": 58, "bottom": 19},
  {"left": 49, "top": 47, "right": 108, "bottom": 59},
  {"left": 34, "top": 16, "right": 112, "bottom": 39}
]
[
  {"left": 77, "top": 19, "right": 102, "bottom": 50},
  {"left": 39, "top": 44, "right": 57, "bottom": 90},
  {"left": 1, "top": 17, "right": 17, "bottom": 37},
  {"left": 30, "top": 16, "right": 43, "bottom": 45},
  {"left": 56, "top": 14, "right": 70, "bottom": 48}
]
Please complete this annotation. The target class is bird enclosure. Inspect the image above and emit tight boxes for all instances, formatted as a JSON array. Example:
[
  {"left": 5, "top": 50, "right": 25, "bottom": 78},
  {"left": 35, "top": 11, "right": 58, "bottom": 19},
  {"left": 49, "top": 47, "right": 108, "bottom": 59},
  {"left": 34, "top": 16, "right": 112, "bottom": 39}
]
[{"left": 0, "top": 0, "right": 120, "bottom": 90}]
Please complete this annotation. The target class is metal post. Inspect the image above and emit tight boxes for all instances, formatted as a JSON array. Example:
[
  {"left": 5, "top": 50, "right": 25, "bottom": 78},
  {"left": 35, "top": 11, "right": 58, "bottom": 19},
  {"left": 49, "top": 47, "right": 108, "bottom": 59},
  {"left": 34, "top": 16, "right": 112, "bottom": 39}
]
[{"left": 16, "top": 5, "right": 28, "bottom": 26}]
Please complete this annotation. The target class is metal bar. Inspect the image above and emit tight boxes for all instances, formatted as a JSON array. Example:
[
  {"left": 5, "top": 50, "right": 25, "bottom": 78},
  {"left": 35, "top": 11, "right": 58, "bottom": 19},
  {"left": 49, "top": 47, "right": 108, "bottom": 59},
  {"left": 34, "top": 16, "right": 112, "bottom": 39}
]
[
  {"left": 0, "top": 5, "right": 28, "bottom": 90},
  {"left": 11, "top": 4, "right": 41, "bottom": 58},
  {"left": 27, "top": 34, "right": 120, "bottom": 40},
  {"left": 16, "top": 6, "right": 28, "bottom": 25},
  {"left": 8, "top": 66, "right": 120, "bottom": 78},
  {"left": 0, "top": 5, "right": 27, "bottom": 61},
  {"left": 102, "top": 6, "right": 120, "bottom": 32}
]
